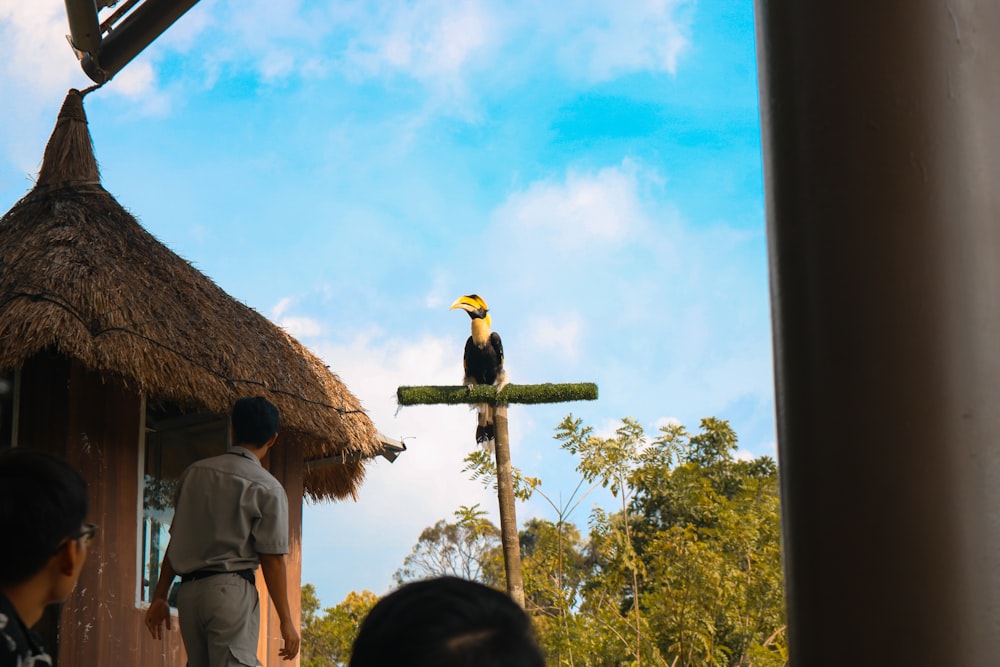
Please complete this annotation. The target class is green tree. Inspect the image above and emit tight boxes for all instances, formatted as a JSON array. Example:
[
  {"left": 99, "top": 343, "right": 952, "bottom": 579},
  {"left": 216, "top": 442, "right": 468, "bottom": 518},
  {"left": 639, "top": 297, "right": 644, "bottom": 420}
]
[
  {"left": 519, "top": 518, "right": 590, "bottom": 663},
  {"left": 556, "top": 415, "right": 665, "bottom": 666},
  {"left": 463, "top": 448, "right": 542, "bottom": 501},
  {"left": 630, "top": 418, "right": 786, "bottom": 667},
  {"left": 548, "top": 415, "right": 785, "bottom": 666},
  {"left": 400, "top": 414, "right": 786, "bottom": 667},
  {"left": 301, "top": 584, "right": 335, "bottom": 667},
  {"left": 394, "top": 504, "right": 502, "bottom": 584},
  {"left": 300, "top": 585, "right": 378, "bottom": 667}
]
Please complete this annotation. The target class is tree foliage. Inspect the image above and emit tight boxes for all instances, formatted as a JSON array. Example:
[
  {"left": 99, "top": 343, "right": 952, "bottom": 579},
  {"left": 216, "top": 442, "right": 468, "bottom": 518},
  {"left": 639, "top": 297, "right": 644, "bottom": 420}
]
[
  {"left": 393, "top": 504, "right": 502, "bottom": 584},
  {"left": 300, "top": 584, "right": 378, "bottom": 667},
  {"left": 629, "top": 419, "right": 786, "bottom": 667},
  {"left": 301, "top": 415, "right": 785, "bottom": 667},
  {"left": 463, "top": 449, "right": 542, "bottom": 502}
]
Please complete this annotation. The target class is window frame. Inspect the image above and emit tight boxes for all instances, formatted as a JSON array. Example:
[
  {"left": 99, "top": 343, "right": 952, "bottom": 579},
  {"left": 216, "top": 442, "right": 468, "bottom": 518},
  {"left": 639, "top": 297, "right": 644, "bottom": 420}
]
[{"left": 135, "top": 397, "right": 230, "bottom": 609}]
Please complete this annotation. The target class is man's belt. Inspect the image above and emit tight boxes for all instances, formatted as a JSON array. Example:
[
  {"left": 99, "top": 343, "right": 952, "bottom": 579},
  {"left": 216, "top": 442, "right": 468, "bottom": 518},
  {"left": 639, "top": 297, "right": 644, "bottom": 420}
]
[{"left": 180, "top": 569, "right": 255, "bottom": 585}]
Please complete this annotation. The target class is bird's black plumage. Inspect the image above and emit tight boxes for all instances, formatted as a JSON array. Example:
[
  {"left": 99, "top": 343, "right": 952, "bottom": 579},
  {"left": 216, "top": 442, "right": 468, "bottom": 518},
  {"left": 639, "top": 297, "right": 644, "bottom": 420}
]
[{"left": 464, "top": 331, "right": 504, "bottom": 386}]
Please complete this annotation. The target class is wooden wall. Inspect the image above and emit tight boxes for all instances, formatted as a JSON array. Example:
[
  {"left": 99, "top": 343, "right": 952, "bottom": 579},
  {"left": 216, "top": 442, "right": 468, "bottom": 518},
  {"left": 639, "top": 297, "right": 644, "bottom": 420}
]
[
  {"left": 18, "top": 352, "right": 304, "bottom": 666},
  {"left": 260, "top": 438, "right": 304, "bottom": 665}
]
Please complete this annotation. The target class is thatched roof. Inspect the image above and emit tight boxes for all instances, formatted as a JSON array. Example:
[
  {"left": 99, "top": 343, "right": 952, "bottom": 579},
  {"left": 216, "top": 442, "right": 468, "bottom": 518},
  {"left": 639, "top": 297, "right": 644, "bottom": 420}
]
[{"left": 0, "top": 89, "right": 379, "bottom": 500}]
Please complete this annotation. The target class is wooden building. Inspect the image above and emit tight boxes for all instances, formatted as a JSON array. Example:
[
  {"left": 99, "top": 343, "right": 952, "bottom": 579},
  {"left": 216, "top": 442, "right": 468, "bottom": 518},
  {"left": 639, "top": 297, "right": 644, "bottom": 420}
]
[{"left": 0, "top": 89, "right": 381, "bottom": 666}]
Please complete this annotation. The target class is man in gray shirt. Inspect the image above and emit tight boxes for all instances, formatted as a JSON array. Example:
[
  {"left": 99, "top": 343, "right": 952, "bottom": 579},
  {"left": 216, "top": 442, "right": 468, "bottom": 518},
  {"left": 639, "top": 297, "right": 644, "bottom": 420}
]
[{"left": 145, "top": 397, "right": 300, "bottom": 665}]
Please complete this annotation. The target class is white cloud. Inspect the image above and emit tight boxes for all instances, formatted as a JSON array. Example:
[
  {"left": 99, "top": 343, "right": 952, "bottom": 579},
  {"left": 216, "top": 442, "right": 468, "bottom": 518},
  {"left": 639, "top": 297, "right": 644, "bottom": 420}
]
[
  {"left": 312, "top": 330, "right": 459, "bottom": 420},
  {"left": 278, "top": 316, "right": 322, "bottom": 338},
  {"left": 527, "top": 314, "right": 584, "bottom": 363},
  {"left": 493, "top": 162, "right": 651, "bottom": 250},
  {"left": 553, "top": 0, "right": 694, "bottom": 81},
  {"left": 184, "top": 0, "right": 694, "bottom": 103},
  {"left": 344, "top": 0, "right": 496, "bottom": 84},
  {"left": 0, "top": 2, "right": 83, "bottom": 93},
  {"left": 188, "top": 0, "right": 332, "bottom": 85},
  {"left": 109, "top": 59, "right": 158, "bottom": 98},
  {"left": 156, "top": 0, "right": 216, "bottom": 51},
  {"left": 0, "top": 0, "right": 175, "bottom": 182},
  {"left": 271, "top": 297, "right": 322, "bottom": 337},
  {"left": 337, "top": 0, "right": 694, "bottom": 88},
  {"left": 424, "top": 269, "right": 454, "bottom": 309},
  {"left": 0, "top": 0, "right": 696, "bottom": 137},
  {"left": 272, "top": 297, "right": 293, "bottom": 319},
  {"left": 0, "top": 1, "right": 93, "bottom": 178},
  {"left": 589, "top": 417, "right": 640, "bottom": 441},
  {"left": 654, "top": 416, "right": 683, "bottom": 430},
  {"left": 259, "top": 50, "right": 298, "bottom": 82},
  {"left": 0, "top": 0, "right": 172, "bottom": 101},
  {"left": 0, "top": 0, "right": 697, "bottom": 127}
]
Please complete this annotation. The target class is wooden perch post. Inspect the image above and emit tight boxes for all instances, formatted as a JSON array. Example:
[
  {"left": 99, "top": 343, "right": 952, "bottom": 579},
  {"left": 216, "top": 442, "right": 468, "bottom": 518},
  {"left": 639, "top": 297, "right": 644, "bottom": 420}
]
[
  {"left": 396, "top": 382, "right": 598, "bottom": 607},
  {"left": 397, "top": 382, "right": 598, "bottom": 406}
]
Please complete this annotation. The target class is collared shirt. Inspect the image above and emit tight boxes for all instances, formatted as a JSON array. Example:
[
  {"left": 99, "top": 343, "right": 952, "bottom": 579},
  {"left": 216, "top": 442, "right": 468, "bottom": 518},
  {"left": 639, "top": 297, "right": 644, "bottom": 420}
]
[
  {"left": 168, "top": 446, "right": 289, "bottom": 575},
  {"left": 0, "top": 591, "right": 52, "bottom": 667}
]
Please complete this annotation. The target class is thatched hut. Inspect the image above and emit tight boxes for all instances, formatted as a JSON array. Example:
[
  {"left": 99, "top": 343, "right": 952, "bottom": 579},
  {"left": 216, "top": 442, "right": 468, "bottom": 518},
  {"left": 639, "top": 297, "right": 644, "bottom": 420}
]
[{"left": 0, "top": 89, "right": 380, "bottom": 666}]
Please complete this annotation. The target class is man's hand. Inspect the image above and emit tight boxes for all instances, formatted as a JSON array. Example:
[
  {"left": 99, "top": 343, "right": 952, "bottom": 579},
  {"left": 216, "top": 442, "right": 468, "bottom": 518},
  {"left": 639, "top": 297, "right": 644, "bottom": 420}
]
[
  {"left": 145, "top": 597, "right": 172, "bottom": 640},
  {"left": 260, "top": 552, "right": 300, "bottom": 660},
  {"left": 279, "top": 619, "right": 300, "bottom": 660}
]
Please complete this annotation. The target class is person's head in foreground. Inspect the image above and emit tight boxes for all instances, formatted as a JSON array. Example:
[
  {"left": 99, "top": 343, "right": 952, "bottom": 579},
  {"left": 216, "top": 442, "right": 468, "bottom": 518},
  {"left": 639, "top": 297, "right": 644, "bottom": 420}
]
[
  {"left": 0, "top": 448, "right": 92, "bottom": 654},
  {"left": 349, "top": 576, "right": 545, "bottom": 667}
]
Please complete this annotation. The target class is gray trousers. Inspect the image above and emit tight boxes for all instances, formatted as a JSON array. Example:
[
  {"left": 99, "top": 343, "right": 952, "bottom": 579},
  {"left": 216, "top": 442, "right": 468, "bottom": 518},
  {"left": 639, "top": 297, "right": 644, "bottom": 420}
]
[{"left": 176, "top": 573, "right": 261, "bottom": 667}]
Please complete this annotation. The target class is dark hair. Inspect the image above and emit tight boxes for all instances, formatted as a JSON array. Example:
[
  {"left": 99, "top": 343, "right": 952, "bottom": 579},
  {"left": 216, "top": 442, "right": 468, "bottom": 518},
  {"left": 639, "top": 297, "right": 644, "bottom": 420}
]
[
  {"left": 231, "top": 397, "right": 280, "bottom": 447},
  {"left": 0, "top": 449, "right": 88, "bottom": 586},
  {"left": 349, "top": 577, "right": 545, "bottom": 667}
]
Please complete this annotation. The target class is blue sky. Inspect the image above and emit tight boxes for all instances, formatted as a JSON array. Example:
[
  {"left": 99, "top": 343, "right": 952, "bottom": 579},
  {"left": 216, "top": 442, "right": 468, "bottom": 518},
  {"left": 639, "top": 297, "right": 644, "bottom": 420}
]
[{"left": 1, "top": 0, "right": 772, "bottom": 607}]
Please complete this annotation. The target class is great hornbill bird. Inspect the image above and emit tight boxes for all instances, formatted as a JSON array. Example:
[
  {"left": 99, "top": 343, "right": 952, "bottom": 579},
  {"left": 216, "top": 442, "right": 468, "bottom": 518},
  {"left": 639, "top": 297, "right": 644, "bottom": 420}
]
[{"left": 450, "top": 294, "right": 508, "bottom": 447}]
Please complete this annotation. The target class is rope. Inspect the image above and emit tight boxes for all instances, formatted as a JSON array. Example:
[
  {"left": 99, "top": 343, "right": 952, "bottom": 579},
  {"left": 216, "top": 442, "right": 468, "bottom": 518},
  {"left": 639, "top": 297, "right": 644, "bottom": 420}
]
[{"left": 79, "top": 83, "right": 105, "bottom": 97}]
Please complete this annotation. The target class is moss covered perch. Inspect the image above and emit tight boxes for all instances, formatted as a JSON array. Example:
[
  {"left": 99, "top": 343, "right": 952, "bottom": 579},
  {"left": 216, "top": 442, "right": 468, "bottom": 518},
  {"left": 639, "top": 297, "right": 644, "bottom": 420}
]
[{"left": 396, "top": 382, "right": 598, "bottom": 406}]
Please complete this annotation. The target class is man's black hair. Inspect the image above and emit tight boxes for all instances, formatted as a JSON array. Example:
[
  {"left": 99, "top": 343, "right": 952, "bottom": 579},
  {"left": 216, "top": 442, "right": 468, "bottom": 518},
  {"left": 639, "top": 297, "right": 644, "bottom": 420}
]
[
  {"left": 349, "top": 576, "right": 546, "bottom": 667},
  {"left": 0, "top": 449, "right": 88, "bottom": 586},
  {"left": 231, "top": 396, "right": 280, "bottom": 447}
]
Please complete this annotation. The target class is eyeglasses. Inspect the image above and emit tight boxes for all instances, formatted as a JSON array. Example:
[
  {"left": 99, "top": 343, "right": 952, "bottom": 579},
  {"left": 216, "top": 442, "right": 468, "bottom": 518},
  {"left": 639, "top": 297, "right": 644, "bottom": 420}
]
[
  {"left": 74, "top": 522, "right": 99, "bottom": 543},
  {"left": 53, "top": 522, "right": 98, "bottom": 555}
]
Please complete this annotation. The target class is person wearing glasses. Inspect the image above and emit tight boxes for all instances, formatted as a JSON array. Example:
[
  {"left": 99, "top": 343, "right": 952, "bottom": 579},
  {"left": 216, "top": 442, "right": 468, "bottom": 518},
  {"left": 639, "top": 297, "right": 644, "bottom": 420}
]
[
  {"left": 144, "top": 396, "right": 299, "bottom": 666},
  {"left": 0, "top": 448, "right": 93, "bottom": 667}
]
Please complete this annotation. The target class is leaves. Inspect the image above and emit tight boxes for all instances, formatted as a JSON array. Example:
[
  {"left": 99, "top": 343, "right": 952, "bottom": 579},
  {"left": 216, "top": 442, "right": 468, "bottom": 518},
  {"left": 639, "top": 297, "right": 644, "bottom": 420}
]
[
  {"left": 392, "top": 504, "right": 503, "bottom": 585},
  {"left": 463, "top": 449, "right": 542, "bottom": 502},
  {"left": 301, "top": 415, "right": 786, "bottom": 667},
  {"left": 549, "top": 414, "right": 785, "bottom": 666},
  {"left": 300, "top": 585, "right": 378, "bottom": 667}
]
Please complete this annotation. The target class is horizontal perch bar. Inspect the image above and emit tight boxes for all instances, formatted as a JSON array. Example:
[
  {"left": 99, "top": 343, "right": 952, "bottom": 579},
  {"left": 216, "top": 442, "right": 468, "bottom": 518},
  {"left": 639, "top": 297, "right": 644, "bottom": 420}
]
[{"left": 397, "top": 383, "right": 598, "bottom": 406}]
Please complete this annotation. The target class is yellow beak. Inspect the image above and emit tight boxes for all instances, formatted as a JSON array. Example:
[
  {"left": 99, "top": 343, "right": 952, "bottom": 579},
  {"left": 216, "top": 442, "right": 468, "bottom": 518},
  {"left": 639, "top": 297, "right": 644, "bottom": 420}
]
[{"left": 450, "top": 294, "right": 487, "bottom": 313}]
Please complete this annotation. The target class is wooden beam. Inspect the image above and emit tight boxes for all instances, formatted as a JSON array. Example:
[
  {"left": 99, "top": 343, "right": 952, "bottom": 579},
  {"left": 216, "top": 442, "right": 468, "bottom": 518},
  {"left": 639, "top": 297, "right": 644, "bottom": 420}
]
[{"left": 492, "top": 407, "right": 524, "bottom": 606}]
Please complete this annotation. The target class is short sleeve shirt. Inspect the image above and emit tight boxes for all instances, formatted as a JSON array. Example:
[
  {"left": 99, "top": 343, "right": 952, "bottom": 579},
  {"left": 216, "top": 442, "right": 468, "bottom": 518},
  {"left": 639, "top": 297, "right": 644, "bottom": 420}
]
[
  {"left": 0, "top": 591, "right": 52, "bottom": 666},
  {"left": 168, "top": 446, "right": 289, "bottom": 574}
]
